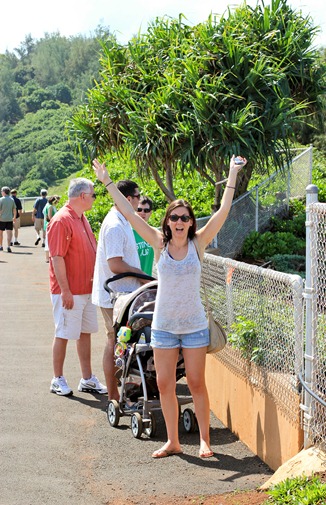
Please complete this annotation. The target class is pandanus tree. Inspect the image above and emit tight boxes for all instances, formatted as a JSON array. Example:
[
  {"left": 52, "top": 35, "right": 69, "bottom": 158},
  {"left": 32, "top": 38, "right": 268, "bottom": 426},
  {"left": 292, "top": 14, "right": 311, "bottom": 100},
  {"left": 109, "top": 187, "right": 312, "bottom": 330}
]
[{"left": 71, "top": 0, "right": 325, "bottom": 207}]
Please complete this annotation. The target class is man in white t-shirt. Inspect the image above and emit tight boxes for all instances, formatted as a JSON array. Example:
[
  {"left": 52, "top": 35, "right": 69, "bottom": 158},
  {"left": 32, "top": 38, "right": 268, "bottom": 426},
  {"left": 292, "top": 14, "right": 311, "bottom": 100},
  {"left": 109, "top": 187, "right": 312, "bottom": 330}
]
[{"left": 92, "top": 180, "right": 147, "bottom": 400}]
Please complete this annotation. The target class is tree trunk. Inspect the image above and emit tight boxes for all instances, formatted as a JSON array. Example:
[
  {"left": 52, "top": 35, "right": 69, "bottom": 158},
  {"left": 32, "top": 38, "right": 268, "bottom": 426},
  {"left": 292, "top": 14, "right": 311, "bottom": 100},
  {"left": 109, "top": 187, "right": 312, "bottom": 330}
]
[
  {"left": 212, "top": 164, "right": 225, "bottom": 211},
  {"left": 236, "top": 163, "right": 253, "bottom": 198},
  {"left": 150, "top": 163, "right": 176, "bottom": 202}
]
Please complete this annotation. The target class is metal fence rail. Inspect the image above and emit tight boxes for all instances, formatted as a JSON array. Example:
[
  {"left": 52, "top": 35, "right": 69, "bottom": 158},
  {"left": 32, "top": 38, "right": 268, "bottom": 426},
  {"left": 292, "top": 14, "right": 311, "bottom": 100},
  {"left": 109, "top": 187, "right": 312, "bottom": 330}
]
[
  {"left": 201, "top": 253, "right": 303, "bottom": 424},
  {"left": 20, "top": 197, "right": 37, "bottom": 212}
]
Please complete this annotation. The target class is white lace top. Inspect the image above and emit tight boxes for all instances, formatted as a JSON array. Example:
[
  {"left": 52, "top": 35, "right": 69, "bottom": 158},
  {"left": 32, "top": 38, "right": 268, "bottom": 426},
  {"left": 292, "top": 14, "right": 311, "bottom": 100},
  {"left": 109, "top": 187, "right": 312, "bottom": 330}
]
[{"left": 152, "top": 239, "right": 207, "bottom": 334}]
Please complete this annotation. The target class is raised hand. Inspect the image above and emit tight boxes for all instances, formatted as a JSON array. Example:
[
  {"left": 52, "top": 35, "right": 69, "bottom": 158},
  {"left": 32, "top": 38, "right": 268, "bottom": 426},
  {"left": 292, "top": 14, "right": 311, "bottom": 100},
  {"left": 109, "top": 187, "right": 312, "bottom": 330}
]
[
  {"left": 230, "top": 155, "right": 247, "bottom": 174},
  {"left": 92, "top": 159, "right": 110, "bottom": 185}
]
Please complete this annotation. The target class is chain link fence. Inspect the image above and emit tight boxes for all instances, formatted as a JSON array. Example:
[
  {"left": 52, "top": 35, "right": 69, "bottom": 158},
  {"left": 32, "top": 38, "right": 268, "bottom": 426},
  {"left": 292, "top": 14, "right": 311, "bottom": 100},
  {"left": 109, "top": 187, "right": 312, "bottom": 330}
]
[
  {"left": 201, "top": 254, "right": 303, "bottom": 425},
  {"left": 202, "top": 181, "right": 326, "bottom": 450},
  {"left": 197, "top": 146, "right": 313, "bottom": 257},
  {"left": 300, "top": 193, "right": 326, "bottom": 449}
]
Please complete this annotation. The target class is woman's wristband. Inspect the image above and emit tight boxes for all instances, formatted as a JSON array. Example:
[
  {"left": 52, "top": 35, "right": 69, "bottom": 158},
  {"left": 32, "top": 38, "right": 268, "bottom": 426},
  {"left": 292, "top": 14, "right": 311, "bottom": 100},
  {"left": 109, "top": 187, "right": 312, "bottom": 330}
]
[
  {"left": 105, "top": 181, "right": 113, "bottom": 188},
  {"left": 226, "top": 185, "right": 236, "bottom": 189}
]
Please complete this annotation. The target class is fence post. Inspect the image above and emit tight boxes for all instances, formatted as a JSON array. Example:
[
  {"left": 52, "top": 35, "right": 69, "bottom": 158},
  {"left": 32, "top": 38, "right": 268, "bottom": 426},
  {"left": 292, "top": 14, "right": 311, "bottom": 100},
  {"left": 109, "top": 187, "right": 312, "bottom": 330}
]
[
  {"left": 308, "top": 145, "right": 313, "bottom": 184},
  {"left": 302, "top": 184, "right": 319, "bottom": 448},
  {"left": 255, "top": 186, "right": 259, "bottom": 232},
  {"left": 287, "top": 166, "right": 291, "bottom": 211}
]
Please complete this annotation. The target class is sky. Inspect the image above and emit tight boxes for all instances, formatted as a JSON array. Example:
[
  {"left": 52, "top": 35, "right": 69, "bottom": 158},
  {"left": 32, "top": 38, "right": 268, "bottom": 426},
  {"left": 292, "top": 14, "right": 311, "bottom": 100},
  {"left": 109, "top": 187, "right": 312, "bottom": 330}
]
[{"left": 0, "top": 0, "right": 325, "bottom": 54}]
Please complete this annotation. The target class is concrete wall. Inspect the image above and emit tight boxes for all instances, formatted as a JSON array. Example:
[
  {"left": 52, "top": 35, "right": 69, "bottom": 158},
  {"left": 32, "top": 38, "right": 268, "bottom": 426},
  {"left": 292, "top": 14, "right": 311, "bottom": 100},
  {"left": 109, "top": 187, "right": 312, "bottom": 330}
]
[
  {"left": 20, "top": 211, "right": 33, "bottom": 227},
  {"left": 206, "top": 355, "right": 304, "bottom": 471}
]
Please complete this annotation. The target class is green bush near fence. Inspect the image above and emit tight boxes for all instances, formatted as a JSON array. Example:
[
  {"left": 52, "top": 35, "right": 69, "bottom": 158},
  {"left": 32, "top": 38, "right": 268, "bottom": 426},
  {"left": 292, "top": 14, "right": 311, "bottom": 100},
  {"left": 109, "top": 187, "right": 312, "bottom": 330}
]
[
  {"left": 228, "top": 316, "right": 263, "bottom": 364},
  {"left": 241, "top": 231, "right": 305, "bottom": 260},
  {"left": 270, "top": 212, "right": 306, "bottom": 238},
  {"left": 269, "top": 254, "right": 306, "bottom": 276},
  {"left": 237, "top": 153, "right": 326, "bottom": 274}
]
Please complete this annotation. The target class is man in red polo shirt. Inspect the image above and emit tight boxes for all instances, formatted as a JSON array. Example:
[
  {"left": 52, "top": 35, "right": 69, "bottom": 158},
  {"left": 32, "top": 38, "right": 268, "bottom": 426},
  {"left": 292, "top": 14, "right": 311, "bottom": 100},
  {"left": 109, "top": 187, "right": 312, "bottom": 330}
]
[{"left": 47, "top": 177, "right": 107, "bottom": 396}]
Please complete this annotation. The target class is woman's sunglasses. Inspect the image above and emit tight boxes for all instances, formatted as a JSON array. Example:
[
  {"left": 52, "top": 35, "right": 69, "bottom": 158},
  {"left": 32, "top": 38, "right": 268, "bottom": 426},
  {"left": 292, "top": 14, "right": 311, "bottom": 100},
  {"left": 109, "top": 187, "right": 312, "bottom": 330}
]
[
  {"left": 137, "top": 208, "right": 151, "bottom": 213},
  {"left": 169, "top": 214, "right": 191, "bottom": 223}
]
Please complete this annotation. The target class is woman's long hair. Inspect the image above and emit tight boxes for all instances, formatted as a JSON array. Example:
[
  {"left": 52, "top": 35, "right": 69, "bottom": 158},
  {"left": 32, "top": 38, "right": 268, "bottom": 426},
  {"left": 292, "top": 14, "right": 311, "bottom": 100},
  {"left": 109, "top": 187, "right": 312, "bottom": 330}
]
[{"left": 162, "top": 199, "right": 196, "bottom": 245}]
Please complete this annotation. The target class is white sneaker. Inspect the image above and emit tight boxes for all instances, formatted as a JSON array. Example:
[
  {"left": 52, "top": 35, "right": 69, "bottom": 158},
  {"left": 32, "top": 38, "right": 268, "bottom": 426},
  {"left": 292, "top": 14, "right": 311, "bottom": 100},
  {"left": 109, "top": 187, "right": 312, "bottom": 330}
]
[
  {"left": 78, "top": 374, "right": 107, "bottom": 394},
  {"left": 50, "top": 376, "right": 73, "bottom": 396}
]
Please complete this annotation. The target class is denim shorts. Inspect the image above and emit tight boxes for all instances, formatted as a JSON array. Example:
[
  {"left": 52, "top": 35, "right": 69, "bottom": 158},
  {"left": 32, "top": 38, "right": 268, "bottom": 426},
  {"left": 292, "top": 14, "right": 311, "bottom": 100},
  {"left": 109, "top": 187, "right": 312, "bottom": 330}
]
[{"left": 151, "top": 328, "right": 209, "bottom": 349}]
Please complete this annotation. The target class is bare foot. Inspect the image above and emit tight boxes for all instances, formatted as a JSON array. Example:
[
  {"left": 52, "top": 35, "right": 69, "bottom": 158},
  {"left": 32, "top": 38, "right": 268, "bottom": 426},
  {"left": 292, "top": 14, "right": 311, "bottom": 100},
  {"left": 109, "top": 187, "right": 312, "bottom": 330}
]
[
  {"left": 152, "top": 443, "right": 183, "bottom": 458},
  {"left": 199, "top": 442, "right": 214, "bottom": 458}
]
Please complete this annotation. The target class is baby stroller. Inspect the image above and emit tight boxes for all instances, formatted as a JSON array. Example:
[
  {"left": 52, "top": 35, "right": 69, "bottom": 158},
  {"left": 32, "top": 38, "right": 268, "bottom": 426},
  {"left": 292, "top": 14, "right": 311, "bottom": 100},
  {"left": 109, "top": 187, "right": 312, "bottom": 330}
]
[{"left": 104, "top": 272, "right": 197, "bottom": 438}]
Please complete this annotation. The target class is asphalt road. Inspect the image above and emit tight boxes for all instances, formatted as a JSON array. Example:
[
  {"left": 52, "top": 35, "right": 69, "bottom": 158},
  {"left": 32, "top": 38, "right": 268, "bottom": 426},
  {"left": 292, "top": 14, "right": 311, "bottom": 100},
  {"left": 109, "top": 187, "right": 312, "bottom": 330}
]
[{"left": 0, "top": 226, "right": 272, "bottom": 505}]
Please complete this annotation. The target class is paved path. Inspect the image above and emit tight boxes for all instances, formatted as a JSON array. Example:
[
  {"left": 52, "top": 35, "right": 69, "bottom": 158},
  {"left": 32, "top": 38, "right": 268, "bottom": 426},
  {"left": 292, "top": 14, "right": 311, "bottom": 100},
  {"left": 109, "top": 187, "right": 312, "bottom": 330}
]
[{"left": 0, "top": 226, "right": 272, "bottom": 505}]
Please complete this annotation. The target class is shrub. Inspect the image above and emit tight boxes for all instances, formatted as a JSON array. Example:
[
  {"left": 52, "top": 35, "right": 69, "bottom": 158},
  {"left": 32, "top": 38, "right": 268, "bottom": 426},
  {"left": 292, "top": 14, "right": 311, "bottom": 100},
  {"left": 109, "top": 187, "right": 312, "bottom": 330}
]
[
  {"left": 242, "top": 231, "right": 305, "bottom": 260},
  {"left": 312, "top": 161, "right": 326, "bottom": 203},
  {"left": 228, "top": 316, "right": 263, "bottom": 364},
  {"left": 289, "top": 198, "right": 306, "bottom": 216},
  {"left": 270, "top": 213, "right": 306, "bottom": 238},
  {"left": 268, "top": 474, "right": 326, "bottom": 504},
  {"left": 269, "top": 254, "right": 305, "bottom": 276}
]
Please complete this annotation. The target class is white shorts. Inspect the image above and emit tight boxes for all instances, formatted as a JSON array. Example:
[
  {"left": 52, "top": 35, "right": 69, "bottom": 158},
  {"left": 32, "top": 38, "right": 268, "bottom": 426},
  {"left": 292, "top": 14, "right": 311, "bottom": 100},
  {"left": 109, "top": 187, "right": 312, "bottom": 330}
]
[{"left": 51, "top": 294, "right": 98, "bottom": 340}]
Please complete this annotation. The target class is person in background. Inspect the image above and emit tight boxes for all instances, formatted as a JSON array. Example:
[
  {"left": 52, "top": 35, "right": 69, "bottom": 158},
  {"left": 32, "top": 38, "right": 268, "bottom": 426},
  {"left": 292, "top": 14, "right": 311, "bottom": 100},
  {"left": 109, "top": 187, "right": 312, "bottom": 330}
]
[
  {"left": 47, "top": 178, "right": 106, "bottom": 397},
  {"left": 92, "top": 155, "right": 246, "bottom": 459},
  {"left": 10, "top": 189, "right": 22, "bottom": 246},
  {"left": 32, "top": 189, "right": 48, "bottom": 247},
  {"left": 0, "top": 186, "right": 16, "bottom": 253},
  {"left": 92, "top": 180, "right": 148, "bottom": 401},
  {"left": 43, "top": 195, "right": 60, "bottom": 263},
  {"left": 133, "top": 196, "right": 155, "bottom": 276}
]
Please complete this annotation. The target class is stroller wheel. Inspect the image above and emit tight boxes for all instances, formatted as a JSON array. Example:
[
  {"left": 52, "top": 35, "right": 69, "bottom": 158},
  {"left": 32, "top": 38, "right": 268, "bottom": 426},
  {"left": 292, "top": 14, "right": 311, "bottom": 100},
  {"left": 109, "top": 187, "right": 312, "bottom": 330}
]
[
  {"left": 183, "top": 408, "right": 197, "bottom": 433},
  {"left": 107, "top": 400, "right": 120, "bottom": 427},
  {"left": 144, "top": 412, "right": 157, "bottom": 438},
  {"left": 131, "top": 412, "right": 143, "bottom": 438}
]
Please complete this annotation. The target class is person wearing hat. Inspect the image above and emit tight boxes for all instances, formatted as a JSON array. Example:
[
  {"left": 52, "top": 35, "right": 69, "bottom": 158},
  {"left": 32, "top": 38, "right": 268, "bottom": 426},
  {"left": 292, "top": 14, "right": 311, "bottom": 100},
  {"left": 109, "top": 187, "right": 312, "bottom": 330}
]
[{"left": 32, "top": 189, "right": 48, "bottom": 246}]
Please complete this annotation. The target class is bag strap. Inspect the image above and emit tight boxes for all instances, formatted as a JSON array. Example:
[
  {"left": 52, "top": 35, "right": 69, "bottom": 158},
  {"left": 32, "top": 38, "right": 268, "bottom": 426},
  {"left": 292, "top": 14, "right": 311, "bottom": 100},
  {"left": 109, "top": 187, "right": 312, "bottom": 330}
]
[{"left": 193, "top": 237, "right": 211, "bottom": 316}]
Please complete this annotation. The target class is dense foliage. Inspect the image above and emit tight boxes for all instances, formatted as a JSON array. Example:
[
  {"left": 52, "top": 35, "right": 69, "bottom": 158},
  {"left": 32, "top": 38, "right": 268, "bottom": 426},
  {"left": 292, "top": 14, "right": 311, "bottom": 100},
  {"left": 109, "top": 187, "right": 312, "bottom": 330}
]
[
  {"left": 0, "top": 1, "right": 325, "bottom": 209},
  {"left": 0, "top": 27, "right": 113, "bottom": 195},
  {"left": 75, "top": 155, "right": 215, "bottom": 235},
  {"left": 71, "top": 0, "right": 325, "bottom": 208}
]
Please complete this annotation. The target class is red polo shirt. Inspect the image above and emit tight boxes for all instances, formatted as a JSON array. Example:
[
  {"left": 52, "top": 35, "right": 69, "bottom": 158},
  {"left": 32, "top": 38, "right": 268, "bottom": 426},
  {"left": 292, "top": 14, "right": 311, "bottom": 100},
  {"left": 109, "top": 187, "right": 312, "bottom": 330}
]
[{"left": 47, "top": 204, "right": 97, "bottom": 295}]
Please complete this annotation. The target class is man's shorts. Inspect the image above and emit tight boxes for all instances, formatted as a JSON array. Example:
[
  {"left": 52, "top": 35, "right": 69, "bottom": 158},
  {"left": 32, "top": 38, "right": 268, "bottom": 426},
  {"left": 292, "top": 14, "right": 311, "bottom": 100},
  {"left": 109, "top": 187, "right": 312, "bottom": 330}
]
[
  {"left": 51, "top": 293, "right": 98, "bottom": 340},
  {"left": 151, "top": 328, "right": 209, "bottom": 349},
  {"left": 100, "top": 307, "right": 115, "bottom": 340},
  {"left": 13, "top": 217, "right": 20, "bottom": 231},
  {"left": 0, "top": 221, "right": 13, "bottom": 231},
  {"left": 34, "top": 218, "right": 44, "bottom": 232},
  {"left": 44, "top": 233, "right": 49, "bottom": 252}
]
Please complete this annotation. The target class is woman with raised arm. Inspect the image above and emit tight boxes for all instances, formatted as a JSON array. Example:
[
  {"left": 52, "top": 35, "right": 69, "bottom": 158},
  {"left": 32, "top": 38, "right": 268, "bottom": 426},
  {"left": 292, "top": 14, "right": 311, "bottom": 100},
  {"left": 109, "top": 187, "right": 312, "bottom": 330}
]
[{"left": 93, "top": 156, "right": 246, "bottom": 459}]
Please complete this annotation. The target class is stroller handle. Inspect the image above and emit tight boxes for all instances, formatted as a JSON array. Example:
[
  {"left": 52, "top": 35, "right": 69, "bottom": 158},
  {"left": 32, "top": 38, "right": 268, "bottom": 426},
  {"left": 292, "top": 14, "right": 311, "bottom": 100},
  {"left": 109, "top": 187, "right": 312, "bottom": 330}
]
[
  {"left": 128, "top": 311, "right": 153, "bottom": 326},
  {"left": 104, "top": 272, "right": 156, "bottom": 295}
]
